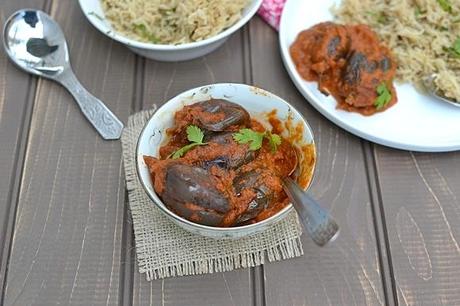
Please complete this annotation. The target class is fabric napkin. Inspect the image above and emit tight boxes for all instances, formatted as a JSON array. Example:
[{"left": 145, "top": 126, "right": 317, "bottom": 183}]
[
  {"left": 121, "top": 109, "right": 303, "bottom": 280},
  {"left": 257, "top": 0, "right": 287, "bottom": 30}
]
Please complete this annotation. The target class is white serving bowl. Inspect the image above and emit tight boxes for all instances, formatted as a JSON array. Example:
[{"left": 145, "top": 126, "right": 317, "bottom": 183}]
[
  {"left": 78, "top": 0, "right": 263, "bottom": 61},
  {"left": 136, "top": 83, "right": 316, "bottom": 239}
]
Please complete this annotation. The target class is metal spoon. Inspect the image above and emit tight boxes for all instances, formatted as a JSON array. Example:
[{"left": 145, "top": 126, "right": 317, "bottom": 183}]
[
  {"left": 423, "top": 74, "right": 460, "bottom": 108},
  {"left": 282, "top": 153, "right": 339, "bottom": 246},
  {"left": 3, "top": 9, "right": 124, "bottom": 140}
]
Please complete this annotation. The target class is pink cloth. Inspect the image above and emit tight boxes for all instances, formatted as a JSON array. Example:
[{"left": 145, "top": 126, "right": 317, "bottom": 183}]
[{"left": 257, "top": 0, "right": 287, "bottom": 31}]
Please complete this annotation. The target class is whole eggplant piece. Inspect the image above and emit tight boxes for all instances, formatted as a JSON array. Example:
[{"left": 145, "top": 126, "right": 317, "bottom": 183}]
[
  {"left": 162, "top": 163, "right": 230, "bottom": 226},
  {"left": 233, "top": 170, "right": 273, "bottom": 224},
  {"left": 201, "top": 132, "right": 256, "bottom": 170},
  {"left": 195, "top": 99, "right": 250, "bottom": 132}
]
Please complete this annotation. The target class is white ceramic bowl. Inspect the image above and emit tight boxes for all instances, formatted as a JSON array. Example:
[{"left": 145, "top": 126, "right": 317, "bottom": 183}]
[
  {"left": 78, "top": 0, "right": 263, "bottom": 61},
  {"left": 136, "top": 83, "right": 316, "bottom": 239}
]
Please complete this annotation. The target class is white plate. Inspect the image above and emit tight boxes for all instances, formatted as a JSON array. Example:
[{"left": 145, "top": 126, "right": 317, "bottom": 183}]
[{"left": 279, "top": 0, "right": 460, "bottom": 152}]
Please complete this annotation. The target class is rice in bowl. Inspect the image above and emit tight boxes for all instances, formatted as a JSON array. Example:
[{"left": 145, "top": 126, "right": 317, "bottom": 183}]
[{"left": 101, "top": 0, "right": 250, "bottom": 45}]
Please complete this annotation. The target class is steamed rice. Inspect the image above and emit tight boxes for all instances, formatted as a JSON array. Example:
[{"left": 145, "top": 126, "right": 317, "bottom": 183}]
[
  {"left": 334, "top": 0, "right": 460, "bottom": 102},
  {"left": 101, "top": 0, "right": 250, "bottom": 45}
]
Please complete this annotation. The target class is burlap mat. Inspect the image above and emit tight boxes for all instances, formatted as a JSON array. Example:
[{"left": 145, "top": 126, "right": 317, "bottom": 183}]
[{"left": 121, "top": 109, "right": 304, "bottom": 280}]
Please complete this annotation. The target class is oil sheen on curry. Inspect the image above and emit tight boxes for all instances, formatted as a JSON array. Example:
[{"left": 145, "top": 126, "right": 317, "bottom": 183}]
[
  {"left": 144, "top": 99, "right": 310, "bottom": 227},
  {"left": 290, "top": 22, "right": 397, "bottom": 115}
]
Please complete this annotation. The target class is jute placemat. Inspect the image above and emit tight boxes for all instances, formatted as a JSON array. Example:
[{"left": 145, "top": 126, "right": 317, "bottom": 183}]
[{"left": 121, "top": 109, "right": 304, "bottom": 280}]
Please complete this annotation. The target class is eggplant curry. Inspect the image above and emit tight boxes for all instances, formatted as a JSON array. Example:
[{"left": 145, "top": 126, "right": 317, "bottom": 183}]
[
  {"left": 144, "top": 99, "right": 303, "bottom": 227},
  {"left": 290, "top": 22, "right": 397, "bottom": 115}
]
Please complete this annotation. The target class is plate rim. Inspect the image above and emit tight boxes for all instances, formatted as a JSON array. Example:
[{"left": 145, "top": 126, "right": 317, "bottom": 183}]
[{"left": 279, "top": 0, "right": 460, "bottom": 152}]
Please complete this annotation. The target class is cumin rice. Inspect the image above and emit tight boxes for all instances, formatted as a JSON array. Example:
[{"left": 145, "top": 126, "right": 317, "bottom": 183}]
[
  {"left": 101, "top": 0, "right": 249, "bottom": 45},
  {"left": 334, "top": 0, "right": 460, "bottom": 102}
]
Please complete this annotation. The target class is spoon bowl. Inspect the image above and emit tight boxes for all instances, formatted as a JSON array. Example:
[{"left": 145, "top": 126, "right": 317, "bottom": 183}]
[
  {"left": 3, "top": 9, "right": 124, "bottom": 140},
  {"left": 3, "top": 10, "right": 68, "bottom": 78},
  {"left": 423, "top": 74, "right": 460, "bottom": 108}
]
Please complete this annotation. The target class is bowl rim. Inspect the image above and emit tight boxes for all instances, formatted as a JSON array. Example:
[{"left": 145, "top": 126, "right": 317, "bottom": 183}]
[
  {"left": 78, "top": 0, "right": 263, "bottom": 51},
  {"left": 135, "top": 83, "right": 317, "bottom": 233}
]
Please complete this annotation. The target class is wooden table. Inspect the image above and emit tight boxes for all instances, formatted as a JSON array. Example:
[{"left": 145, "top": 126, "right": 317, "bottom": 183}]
[{"left": 2, "top": 1, "right": 460, "bottom": 305}]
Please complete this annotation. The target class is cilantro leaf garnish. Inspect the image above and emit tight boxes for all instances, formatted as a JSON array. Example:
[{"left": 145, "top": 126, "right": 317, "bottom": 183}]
[
  {"left": 233, "top": 129, "right": 264, "bottom": 151},
  {"left": 374, "top": 82, "right": 392, "bottom": 110},
  {"left": 267, "top": 132, "right": 282, "bottom": 152},
  {"left": 454, "top": 38, "right": 460, "bottom": 54},
  {"left": 415, "top": 6, "right": 422, "bottom": 18},
  {"left": 443, "top": 38, "right": 460, "bottom": 58},
  {"left": 365, "top": 11, "right": 387, "bottom": 24},
  {"left": 169, "top": 125, "right": 206, "bottom": 159},
  {"left": 186, "top": 125, "right": 204, "bottom": 143},
  {"left": 133, "top": 24, "right": 159, "bottom": 43},
  {"left": 437, "top": 0, "right": 453, "bottom": 14},
  {"left": 232, "top": 129, "right": 282, "bottom": 152}
]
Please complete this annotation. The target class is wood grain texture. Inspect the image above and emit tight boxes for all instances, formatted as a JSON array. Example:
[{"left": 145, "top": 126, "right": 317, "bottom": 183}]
[
  {"left": 131, "top": 30, "right": 254, "bottom": 306},
  {"left": 9, "top": 2, "right": 460, "bottom": 305},
  {"left": 0, "top": 0, "right": 48, "bottom": 298},
  {"left": 249, "top": 18, "right": 386, "bottom": 306},
  {"left": 133, "top": 269, "right": 252, "bottom": 306},
  {"left": 374, "top": 147, "right": 460, "bottom": 305},
  {"left": 2, "top": 0, "right": 134, "bottom": 304},
  {"left": 140, "top": 35, "right": 246, "bottom": 110}
]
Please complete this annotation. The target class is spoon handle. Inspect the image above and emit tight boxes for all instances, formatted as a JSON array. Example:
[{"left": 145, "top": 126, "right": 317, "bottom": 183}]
[
  {"left": 57, "top": 69, "right": 124, "bottom": 140},
  {"left": 282, "top": 177, "right": 339, "bottom": 246}
]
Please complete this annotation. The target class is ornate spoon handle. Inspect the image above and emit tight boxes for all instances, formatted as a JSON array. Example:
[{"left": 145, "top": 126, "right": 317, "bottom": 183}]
[{"left": 57, "top": 69, "right": 124, "bottom": 140}]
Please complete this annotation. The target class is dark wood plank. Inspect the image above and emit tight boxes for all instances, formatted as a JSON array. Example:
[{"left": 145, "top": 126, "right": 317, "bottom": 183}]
[
  {"left": 2, "top": 0, "right": 135, "bottom": 304},
  {"left": 131, "top": 30, "right": 254, "bottom": 306},
  {"left": 140, "top": 35, "right": 246, "bottom": 110},
  {"left": 134, "top": 269, "right": 252, "bottom": 306},
  {"left": 0, "top": 0, "right": 48, "bottom": 298},
  {"left": 374, "top": 147, "right": 460, "bottom": 305},
  {"left": 249, "top": 18, "right": 387, "bottom": 305}
]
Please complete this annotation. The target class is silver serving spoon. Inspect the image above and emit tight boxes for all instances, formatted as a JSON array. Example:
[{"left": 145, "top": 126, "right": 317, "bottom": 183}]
[
  {"left": 3, "top": 9, "right": 123, "bottom": 140},
  {"left": 282, "top": 155, "right": 339, "bottom": 246},
  {"left": 423, "top": 74, "right": 460, "bottom": 108}
]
